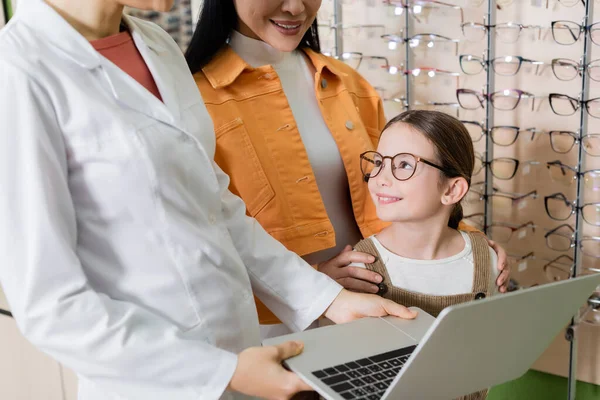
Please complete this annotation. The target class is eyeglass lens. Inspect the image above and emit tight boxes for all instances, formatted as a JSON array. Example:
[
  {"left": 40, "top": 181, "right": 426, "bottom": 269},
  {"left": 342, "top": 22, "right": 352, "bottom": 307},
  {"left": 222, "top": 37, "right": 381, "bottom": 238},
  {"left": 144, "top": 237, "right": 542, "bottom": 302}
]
[{"left": 361, "top": 152, "right": 421, "bottom": 181}]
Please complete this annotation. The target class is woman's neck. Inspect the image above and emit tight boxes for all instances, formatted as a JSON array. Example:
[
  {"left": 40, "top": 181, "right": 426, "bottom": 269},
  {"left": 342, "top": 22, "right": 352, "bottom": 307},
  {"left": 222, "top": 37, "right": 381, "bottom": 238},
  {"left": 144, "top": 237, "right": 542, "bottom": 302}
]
[
  {"left": 229, "top": 30, "right": 290, "bottom": 68},
  {"left": 45, "top": 0, "right": 124, "bottom": 40},
  {"left": 377, "top": 218, "right": 463, "bottom": 260}
]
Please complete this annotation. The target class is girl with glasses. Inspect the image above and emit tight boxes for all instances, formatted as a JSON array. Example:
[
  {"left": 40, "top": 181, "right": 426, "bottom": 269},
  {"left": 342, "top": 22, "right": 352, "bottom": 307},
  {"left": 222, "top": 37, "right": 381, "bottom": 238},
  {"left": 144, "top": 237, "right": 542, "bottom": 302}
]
[
  {"left": 186, "top": 0, "right": 511, "bottom": 341},
  {"left": 354, "top": 110, "right": 499, "bottom": 400}
]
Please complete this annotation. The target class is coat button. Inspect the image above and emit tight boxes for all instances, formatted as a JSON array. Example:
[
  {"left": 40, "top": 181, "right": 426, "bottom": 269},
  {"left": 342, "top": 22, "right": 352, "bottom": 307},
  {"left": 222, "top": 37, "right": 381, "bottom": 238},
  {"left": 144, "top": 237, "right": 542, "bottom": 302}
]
[
  {"left": 475, "top": 292, "right": 486, "bottom": 300},
  {"left": 321, "top": 78, "right": 328, "bottom": 89},
  {"left": 208, "top": 214, "right": 217, "bottom": 225},
  {"left": 345, "top": 121, "right": 354, "bottom": 130},
  {"left": 377, "top": 283, "right": 388, "bottom": 296}
]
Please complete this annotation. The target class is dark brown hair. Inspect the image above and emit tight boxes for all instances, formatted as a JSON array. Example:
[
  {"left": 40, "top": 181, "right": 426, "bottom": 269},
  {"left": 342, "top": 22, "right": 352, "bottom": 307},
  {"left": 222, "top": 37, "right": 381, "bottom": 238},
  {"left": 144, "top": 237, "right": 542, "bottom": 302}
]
[{"left": 381, "top": 110, "right": 474, "bottom": 229}]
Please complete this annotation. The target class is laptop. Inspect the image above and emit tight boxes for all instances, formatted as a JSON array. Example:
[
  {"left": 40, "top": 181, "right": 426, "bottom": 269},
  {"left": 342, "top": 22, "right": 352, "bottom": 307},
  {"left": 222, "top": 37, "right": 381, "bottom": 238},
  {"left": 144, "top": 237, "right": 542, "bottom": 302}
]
[{"left": 263, "top": 273, "right": 600, "bottom": 400}]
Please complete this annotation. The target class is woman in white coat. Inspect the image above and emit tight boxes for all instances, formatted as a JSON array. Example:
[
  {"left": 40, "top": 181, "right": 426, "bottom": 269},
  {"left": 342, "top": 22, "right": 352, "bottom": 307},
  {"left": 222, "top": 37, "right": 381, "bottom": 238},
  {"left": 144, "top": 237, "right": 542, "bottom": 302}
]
[{"left": 0, "top": 1, "right": 415, "bottom": 399}]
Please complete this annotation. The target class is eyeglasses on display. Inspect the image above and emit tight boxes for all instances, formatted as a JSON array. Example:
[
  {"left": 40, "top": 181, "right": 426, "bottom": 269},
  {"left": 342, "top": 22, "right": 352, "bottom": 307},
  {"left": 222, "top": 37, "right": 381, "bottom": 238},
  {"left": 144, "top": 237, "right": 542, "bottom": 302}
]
[
  {"left": 546, "top": 131, "right": 600, "bottom": 156},
  {"left": 551, "top": 58, "right": 600, "bottom": 81},
  {"left": 545, "top": 192, "right": 600, "bottom": 226},
  {"left": 461, "top": 22, "right": 541, "bottom": 43},
  {"left": 384, "top": 0, "right": 465, "bottom": 25},
  {"left": 546, "top": 160, "right": 600, "bottom": 189},
  {"left": 551, "top": 20, "right": 600, "bottom": 46},
  {"left": 457, "top": 88, "right": 537, "bottom": 111},
  {"left": 471, "top": 157, "right": 538, "bottom": 179},
  {"left": 382, "top": 32, "right": 460, "bottom": 54},
  {"left": 488, "top": 220, "right": 536, "bottom": 243},
  {"left": 545, "top": 224, "right": 600, "bottom": 258},
  {"left": 548, "top": 93, "right": 600, "bottom": 118},
  {"left": 543, "top": 255, "right": 575, "bottom": 282},
  {"left": 467, "top": 183, "right": 538, "bottom": 209},
  {"left": 460, "top": 54, "right": 544, "bottom": 76},
  {"left": 385, "top": 65, "right": 460, "bottom": 78}
]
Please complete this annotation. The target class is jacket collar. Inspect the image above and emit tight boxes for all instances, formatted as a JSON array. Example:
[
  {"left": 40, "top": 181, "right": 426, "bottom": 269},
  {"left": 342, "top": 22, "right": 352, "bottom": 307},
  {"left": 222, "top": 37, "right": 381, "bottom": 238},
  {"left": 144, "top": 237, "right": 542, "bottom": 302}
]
[
  {"left": 18, "top": 1, "right": 183, "bottom": 127},
  {"left": 19, "top": 0, "right": 166, "bottom": 70},
  {"left": 202, "top": 45, "right": 348, "bottom": 90}
]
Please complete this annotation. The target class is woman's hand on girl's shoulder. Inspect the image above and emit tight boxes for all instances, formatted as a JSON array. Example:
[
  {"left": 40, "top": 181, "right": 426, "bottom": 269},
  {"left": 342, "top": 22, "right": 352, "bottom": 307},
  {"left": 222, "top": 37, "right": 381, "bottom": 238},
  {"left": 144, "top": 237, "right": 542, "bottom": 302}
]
[
  {"left": 485, "top": 239, "right": 511, "bottom": 293},
  {"left": 317, "top": 245, "right": 383, "bottom": 294}
]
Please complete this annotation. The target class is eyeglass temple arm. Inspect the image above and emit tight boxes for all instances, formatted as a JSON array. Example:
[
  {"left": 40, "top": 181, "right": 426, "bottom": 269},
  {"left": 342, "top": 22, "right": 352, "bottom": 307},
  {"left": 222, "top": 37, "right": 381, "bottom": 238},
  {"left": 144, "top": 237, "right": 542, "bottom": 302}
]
[
  {"left": 514, "top": 190, "right": 538, "bottom": 202},
  {"left": 520, "top": 221, "right": 536, "bottom": 232},
  {"left": 545, "top": 223, "right": 576, "bottom": 237}
]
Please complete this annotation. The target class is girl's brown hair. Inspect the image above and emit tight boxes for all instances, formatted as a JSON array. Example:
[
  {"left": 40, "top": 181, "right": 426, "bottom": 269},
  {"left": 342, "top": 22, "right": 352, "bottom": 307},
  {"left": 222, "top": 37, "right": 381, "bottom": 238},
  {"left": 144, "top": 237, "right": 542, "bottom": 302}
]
[{"left": 381, "top": 110, "right": 475, "bottom": 229}]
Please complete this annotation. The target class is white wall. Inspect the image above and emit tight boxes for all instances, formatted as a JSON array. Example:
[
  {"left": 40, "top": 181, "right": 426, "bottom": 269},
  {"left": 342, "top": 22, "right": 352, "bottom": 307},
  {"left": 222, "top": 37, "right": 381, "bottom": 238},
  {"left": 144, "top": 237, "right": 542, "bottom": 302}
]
[{"left": 191, "top": 0, "right": 201, "bottom": 23}]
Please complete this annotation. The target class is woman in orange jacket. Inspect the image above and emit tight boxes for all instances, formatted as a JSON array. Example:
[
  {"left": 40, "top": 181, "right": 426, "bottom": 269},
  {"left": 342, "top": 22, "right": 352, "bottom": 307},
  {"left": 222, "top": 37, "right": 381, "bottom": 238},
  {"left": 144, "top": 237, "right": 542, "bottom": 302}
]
[{"left": 186, "top": 0, "right": 510, "bottom": 337}]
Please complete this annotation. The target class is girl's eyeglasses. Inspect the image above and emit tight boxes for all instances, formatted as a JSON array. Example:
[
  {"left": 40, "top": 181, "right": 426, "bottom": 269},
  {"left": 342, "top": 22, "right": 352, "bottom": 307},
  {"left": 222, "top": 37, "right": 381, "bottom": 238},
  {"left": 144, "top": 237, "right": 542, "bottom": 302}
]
[
  {"left": 546, "top": 160, "right": 600, "bottom": 190},
  {"left": 459, "top": 55, "right": 544, "bottom": 76},
  {"left": 551, "top": 58, "right": 600, "bottom": 81},
  {"left": 545, "top": 224, "right": 600, "bottom": 258},
  {"left": 457, "top": 89, "right": 537, "bottom": 111},
  {"left": 546, "top": 131, "right": 600, "bottom": 156},
  {"left": 461, "top": 22, "right": 541, "bottom": 43},
  {"left": 359, "top": 151, "right": 455, "bottom": 181},
  {"left": 551, "top": 20, "right": 600, "bottom": 46},
  {"left": 548, "top": 93, "right": 600, "bottom": 118},
  {"left": 545, "top": 192, "right": 600, "bottom": 226},
  {"left": 461, "top": 121, "right": 538, "bottom": 146}
]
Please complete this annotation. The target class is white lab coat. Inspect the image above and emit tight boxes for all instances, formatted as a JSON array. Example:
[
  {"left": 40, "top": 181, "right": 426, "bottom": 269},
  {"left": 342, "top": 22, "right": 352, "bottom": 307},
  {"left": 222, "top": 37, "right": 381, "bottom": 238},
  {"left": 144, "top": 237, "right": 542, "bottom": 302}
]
[{"left": 0, "top": 1, "right": 342, "bottom": 399}]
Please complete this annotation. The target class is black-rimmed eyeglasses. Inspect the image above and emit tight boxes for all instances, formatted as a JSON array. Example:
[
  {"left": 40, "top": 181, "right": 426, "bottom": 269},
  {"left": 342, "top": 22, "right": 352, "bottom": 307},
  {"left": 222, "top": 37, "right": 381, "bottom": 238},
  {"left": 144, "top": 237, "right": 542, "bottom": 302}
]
[
  {"left": 544, "top": 192, "right": 600, "bottom": 226},
  {"left": 548, "top": 93, "right": 600, "bottom": 118}
]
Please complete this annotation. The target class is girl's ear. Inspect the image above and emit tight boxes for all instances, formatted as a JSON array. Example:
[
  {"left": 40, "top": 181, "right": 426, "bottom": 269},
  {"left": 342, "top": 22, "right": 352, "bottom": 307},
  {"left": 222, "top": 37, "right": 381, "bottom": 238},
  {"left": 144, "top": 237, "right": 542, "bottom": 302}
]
[{"left": 441, "top": 177, "right": 469, "bottom": 206}]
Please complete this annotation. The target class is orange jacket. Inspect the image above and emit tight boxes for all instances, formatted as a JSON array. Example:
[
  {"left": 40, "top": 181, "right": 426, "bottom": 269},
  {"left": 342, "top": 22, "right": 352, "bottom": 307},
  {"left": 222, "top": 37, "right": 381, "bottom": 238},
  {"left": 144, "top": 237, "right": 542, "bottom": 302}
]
[{"left": 194, "top": 46, "right": 474, "bottom": 324}]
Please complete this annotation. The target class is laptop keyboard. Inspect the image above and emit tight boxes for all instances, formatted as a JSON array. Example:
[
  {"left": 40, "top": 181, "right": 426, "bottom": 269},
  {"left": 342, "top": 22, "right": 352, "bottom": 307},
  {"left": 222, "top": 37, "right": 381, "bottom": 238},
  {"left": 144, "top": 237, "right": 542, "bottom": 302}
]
[{"left": 311, "top": 345, "right": 416, "bottom": 400}]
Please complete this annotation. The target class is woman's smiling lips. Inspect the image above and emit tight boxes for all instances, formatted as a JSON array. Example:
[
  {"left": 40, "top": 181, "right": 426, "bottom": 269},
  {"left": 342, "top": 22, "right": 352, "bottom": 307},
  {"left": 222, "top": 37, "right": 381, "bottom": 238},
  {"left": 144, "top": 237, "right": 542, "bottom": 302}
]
[{"left": 270, "top": 19, "right": 303, "bottom": 36}]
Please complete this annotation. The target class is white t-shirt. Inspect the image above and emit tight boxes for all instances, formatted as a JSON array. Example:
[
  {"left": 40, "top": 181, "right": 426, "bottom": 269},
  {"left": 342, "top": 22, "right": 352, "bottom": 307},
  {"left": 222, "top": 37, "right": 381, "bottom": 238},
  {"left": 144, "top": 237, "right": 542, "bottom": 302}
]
[{"left": 352, "top": 231, "right": 499, "bottom": 296}]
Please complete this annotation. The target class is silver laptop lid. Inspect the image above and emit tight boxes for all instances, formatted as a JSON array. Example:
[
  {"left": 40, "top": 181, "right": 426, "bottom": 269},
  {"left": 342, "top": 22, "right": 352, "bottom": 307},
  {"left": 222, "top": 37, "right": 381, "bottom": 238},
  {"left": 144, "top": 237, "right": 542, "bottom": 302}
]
[{"left": 384, "top": 274, "right": 600, "bottom": 400}]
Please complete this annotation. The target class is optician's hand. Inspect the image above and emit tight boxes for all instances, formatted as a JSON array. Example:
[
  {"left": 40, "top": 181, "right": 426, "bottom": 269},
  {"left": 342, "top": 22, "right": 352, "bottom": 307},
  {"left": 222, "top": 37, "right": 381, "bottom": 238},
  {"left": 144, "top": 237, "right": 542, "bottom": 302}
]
[
  {"left": 486, "top": 238, "right": 511, "bottom": 293},
  {"left": 317, "top": 245, "right": 383, "bottom": 294},
  {"left": 228, "top": 341, "right": 312, "bottom": 400},
  {"left": 324, "top": 289, "right": 417, "bottom": 325}
]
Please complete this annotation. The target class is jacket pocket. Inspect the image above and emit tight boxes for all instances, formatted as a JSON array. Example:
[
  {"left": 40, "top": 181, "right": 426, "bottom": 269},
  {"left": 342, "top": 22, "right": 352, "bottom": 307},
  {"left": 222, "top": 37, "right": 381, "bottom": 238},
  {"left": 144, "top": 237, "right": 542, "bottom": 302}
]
[{"left": 215, "top": 118, "right": 275, "bottom": 217}]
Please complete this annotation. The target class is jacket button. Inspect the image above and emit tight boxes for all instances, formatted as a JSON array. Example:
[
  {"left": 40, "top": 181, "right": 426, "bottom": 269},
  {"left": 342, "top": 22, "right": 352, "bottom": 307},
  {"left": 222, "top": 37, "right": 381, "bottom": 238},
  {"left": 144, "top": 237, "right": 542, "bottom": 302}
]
[
  {"left": 377, "top": 283, "right": 388, "bottom": 296},
  {"left": 475, "top": 292, "right": 486, "bottom": 300},
  {"left": 345, "top": 121, "right": 354, "bottom": 130},
  {"left": 321, "top": 78, "right": 328, "bottom": 89}
]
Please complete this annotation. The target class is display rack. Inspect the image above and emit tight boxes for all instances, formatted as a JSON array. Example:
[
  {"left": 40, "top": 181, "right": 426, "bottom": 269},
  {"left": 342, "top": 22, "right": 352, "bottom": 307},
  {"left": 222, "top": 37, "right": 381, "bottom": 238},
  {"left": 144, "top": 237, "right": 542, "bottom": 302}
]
[
  {"left": 326, "top": 0, "right": 600, "bottom": 397},
  {"left": 566, "top": 0, "right": 594, "bottom": 397}
]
